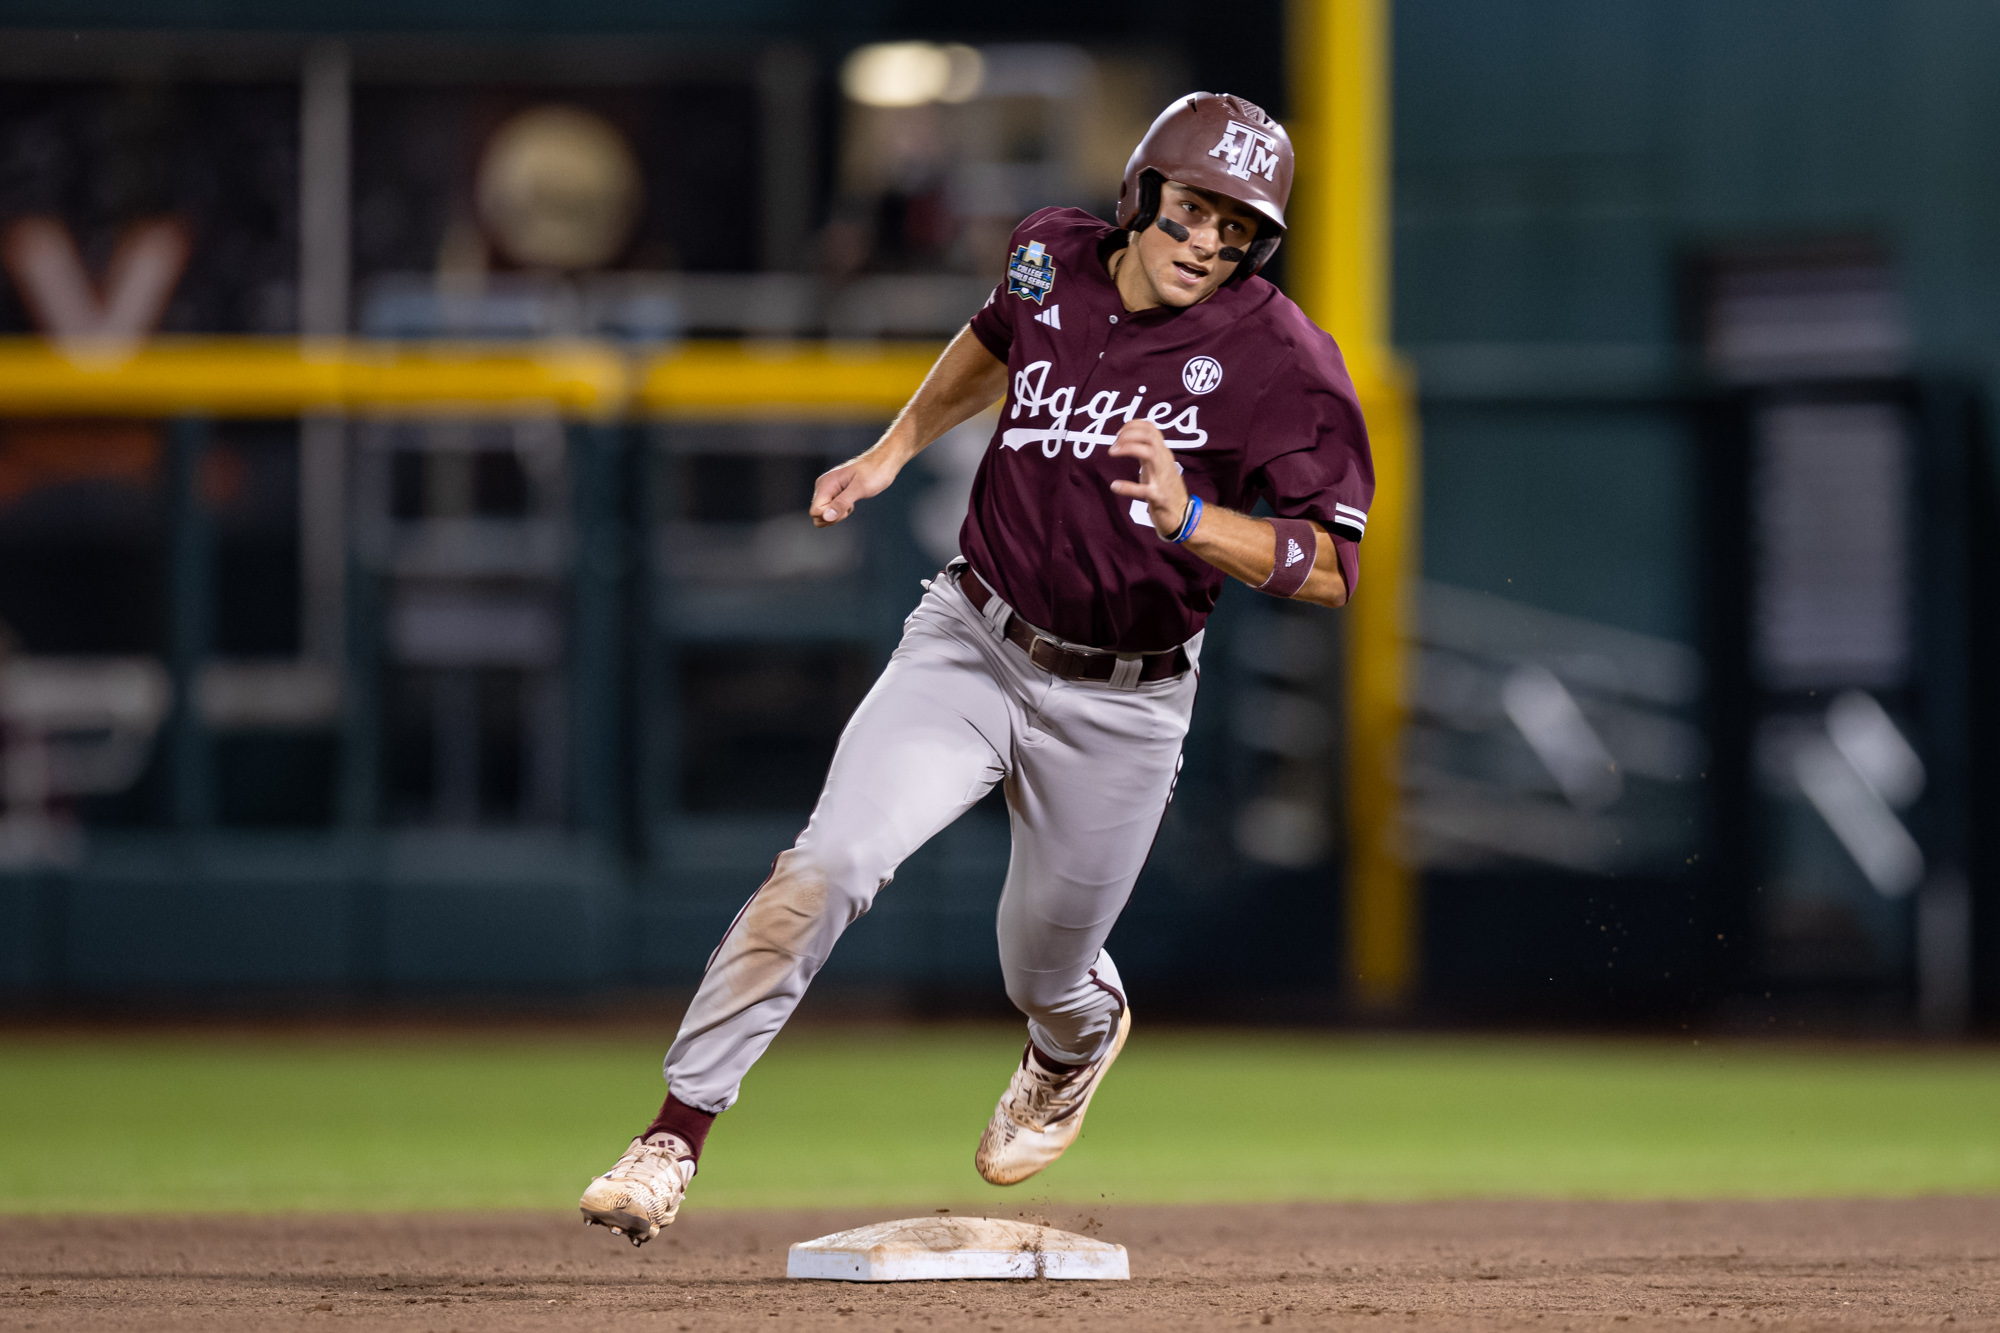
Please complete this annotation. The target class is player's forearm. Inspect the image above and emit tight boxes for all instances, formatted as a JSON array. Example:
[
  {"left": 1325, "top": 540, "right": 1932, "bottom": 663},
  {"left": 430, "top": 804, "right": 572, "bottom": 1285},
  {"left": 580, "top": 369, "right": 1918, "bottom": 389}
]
[
  {"left": 1182, "top": 505, "right": 1348, "bottom": 608},
  {"left": 868, "top": 325, "right": 1008, "bottom": 469},
  {"left": 811, "top": 329, "right": 1008, "bottom": 527},
  {"left": 1107, "top": 425, "right": 1350, "bottom": 609}
]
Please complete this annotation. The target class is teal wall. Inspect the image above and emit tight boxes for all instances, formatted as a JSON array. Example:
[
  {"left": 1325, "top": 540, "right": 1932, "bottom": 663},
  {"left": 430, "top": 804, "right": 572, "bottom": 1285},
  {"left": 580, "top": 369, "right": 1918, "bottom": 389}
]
[
  {"left": 1396, "top": 0, "right": 2000, "bottom": 640},
  {"left": 1416, "top": 405, "right": 1695, "bottom": 641},
  {"left": 1398, "top": 0, "right": 1999, "bottom": 357}
]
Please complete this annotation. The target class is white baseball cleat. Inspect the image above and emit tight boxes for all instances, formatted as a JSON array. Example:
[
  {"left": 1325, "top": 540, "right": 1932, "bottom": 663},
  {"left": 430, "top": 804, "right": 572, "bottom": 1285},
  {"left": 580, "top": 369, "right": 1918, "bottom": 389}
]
[
  {"left": 579, "top": 1132, "right": 695, "bottom": 1247},
  {"left": 974, "top": 1006, "right": 1131, "bottom": 1186}
]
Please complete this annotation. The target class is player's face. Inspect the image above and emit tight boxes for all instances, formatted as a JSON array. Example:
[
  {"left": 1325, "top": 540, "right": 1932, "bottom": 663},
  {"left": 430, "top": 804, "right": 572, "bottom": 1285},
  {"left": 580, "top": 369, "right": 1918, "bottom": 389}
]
[{"left": 1132, "top": 181, "right": 1262, "bottom": 307}]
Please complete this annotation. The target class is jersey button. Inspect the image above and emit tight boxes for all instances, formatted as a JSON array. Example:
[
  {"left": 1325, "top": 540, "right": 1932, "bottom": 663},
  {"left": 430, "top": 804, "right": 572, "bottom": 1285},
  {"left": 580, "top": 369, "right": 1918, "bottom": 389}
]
[{"left": 1109, "top": 315, "right": 1118, "bottom": 323}]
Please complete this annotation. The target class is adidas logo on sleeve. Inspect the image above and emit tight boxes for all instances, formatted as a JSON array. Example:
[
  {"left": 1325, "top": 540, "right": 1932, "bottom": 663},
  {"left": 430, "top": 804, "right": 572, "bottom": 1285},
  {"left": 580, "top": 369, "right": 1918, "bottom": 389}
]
[
  {"left": 1284, "top": 537, "right": 1307, "bottom": 567},
  {"left": 1033, "top": 305, "right": 1061, "bottom": 330}
]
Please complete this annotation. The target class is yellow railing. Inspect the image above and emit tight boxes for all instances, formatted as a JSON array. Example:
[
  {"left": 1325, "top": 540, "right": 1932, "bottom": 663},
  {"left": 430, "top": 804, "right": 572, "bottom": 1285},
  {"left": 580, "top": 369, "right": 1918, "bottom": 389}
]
[
  {"left": 636, "top": 340, "right": 941, "bottom": 421},
  {"left": 0, "top": 337, "right": 942, "bottom": 420}
]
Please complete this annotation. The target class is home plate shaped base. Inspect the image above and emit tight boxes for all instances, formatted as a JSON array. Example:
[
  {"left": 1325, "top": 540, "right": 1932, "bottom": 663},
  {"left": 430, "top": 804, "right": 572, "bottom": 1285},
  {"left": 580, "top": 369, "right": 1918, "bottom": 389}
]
[{"left": 786, "top": 1216, "right": 1129, "bottom": 1282}]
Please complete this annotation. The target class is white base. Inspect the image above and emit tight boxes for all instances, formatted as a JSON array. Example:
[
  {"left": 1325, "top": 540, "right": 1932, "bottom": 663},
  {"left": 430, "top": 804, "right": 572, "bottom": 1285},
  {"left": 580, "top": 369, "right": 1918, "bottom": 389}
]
[{"left": 787, "top": 1216, "right": 1130, "bottom": 1282}]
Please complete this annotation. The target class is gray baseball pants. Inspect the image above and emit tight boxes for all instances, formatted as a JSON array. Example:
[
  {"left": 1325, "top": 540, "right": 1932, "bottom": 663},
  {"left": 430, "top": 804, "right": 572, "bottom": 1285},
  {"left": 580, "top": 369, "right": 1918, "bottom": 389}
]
[{"left": 662, "top": 566, "right": 1200, "bottom": 1114}]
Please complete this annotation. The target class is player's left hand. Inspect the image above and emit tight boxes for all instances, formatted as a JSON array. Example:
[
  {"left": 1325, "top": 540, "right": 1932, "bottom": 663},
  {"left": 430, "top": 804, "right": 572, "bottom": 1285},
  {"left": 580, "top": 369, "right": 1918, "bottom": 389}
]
[
  {"left": 1108, "top": 420, "right": 1192, "bottom": 539},
  {"left": 809, "top": 451, "right": 901, "bottom": 527}
]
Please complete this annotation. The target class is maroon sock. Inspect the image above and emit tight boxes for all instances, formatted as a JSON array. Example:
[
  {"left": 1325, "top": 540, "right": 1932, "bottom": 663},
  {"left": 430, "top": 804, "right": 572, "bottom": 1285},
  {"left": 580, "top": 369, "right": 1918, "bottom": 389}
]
[{"left": 642, "top": 1094, "right": 716, "bottom": 1163}]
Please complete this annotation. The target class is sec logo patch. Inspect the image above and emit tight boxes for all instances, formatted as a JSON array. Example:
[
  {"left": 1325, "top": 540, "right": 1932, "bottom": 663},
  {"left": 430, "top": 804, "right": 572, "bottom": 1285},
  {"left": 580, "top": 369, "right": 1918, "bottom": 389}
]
[{"left": 1182, "top": 355, "right": 1223, "bottom": 394}]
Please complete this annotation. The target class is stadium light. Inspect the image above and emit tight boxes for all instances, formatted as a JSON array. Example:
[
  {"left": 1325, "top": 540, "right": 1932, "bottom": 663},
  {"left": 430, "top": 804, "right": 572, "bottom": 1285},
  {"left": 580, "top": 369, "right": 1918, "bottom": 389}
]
[{"left": 842, "top": 42, "right": 984, "bottom": 107}]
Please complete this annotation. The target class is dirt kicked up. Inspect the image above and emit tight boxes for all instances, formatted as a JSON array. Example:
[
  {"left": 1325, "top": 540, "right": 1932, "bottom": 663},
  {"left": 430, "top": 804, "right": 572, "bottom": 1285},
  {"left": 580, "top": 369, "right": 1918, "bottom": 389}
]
[{"left": 2, "top": 1199, "right": 1995, "bottom": 1332}]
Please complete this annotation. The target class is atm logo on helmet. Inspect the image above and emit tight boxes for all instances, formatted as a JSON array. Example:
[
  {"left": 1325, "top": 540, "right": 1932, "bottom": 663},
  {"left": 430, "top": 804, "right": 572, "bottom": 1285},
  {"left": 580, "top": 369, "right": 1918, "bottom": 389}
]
[{"left": 1209, "top": 120, "right": 1282, "bottom": 183}]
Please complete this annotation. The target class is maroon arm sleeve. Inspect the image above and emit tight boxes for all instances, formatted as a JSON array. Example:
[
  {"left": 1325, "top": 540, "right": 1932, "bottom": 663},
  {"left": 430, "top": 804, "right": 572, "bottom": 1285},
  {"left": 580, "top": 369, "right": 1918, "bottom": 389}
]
[{"left": 1256, "top": 517, "right": 1321, "bottom": 598}]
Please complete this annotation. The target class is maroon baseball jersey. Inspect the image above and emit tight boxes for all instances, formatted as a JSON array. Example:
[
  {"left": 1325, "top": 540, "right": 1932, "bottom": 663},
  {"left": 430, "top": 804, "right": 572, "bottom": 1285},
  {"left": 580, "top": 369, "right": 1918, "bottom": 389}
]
[{"left": 961, "top": 207, "right": 1374, "bottom": 653}]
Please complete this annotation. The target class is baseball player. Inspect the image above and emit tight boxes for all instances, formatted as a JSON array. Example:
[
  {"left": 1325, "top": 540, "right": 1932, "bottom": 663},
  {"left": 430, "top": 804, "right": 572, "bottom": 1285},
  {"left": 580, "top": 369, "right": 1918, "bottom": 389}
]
[{"left": 580, "top": 92, "right": 1373, "bottom": 1244}]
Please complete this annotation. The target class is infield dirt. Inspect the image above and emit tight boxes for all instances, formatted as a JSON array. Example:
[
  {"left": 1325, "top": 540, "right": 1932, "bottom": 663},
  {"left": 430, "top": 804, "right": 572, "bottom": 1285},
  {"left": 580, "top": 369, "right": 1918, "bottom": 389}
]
[{"left": 2, "top": 1198, "right": 1993, "bottom": 1332}]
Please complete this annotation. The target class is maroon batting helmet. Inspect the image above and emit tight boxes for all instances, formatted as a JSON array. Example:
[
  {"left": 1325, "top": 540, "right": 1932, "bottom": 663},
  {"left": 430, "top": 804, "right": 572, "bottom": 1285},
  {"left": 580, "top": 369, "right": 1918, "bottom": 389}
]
[{"left": 1116, "top": 92, "right": 1293, "bottom": 281}]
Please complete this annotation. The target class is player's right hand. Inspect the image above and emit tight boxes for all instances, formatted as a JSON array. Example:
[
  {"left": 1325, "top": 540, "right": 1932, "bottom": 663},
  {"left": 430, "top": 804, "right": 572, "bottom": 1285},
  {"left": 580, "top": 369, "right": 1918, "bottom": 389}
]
[{"left": 809, "top": 453, "right": 898, "bottom": 527}]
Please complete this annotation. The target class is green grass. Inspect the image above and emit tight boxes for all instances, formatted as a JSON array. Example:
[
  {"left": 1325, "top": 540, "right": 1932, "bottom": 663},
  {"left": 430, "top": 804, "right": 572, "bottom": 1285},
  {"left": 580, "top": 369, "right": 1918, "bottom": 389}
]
[{"left": 2, "top": 1027, "right": 1996, "bottom": 1213}]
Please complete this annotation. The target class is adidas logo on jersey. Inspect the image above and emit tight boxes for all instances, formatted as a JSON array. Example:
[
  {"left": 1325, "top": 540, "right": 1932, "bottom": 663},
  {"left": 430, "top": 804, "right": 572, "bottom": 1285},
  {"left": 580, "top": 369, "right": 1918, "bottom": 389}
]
[
  {"left": 1033, "top": 304, "right": 1062, "bottom": 330},
  {"left": 1284, "top": 537, "right": 1307, "bottom": 567}
]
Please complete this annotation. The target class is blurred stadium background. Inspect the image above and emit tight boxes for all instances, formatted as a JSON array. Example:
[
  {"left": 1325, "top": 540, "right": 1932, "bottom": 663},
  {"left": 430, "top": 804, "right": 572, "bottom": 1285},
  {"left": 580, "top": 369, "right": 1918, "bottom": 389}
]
[{"left": 0, "top": 0, "right": 1993, "bottom": 1049}]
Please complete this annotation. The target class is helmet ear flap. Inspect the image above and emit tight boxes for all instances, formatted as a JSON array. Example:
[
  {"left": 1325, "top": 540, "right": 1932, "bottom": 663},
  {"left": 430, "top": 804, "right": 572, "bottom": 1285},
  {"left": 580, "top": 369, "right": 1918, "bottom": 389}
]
[
  {"left": 1224, "top": 228, "right": 1282, "bottom": 285},
  {"left": 1126, "top": 169, "right": 1165, "bottom": 234}
]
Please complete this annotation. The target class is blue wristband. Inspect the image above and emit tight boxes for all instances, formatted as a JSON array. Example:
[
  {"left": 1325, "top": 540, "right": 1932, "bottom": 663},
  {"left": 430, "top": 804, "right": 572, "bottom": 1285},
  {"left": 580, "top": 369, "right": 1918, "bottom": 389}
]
[{"left": 1168, "top": 494, "right": 1204, "bottom": 544}]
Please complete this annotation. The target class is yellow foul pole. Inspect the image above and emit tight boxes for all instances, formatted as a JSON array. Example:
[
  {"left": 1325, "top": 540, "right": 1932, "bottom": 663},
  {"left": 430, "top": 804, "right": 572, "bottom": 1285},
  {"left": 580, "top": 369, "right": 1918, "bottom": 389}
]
[{"left": 1288, "top": 0, "right": 1420, "bottom": 1009}]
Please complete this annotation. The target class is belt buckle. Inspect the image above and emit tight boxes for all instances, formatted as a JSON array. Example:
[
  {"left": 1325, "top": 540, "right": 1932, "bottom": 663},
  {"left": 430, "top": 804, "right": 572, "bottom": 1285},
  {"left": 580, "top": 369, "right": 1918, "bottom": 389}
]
[{"left": 1027, "top": 636, "right": 1062, "bottom": 674}]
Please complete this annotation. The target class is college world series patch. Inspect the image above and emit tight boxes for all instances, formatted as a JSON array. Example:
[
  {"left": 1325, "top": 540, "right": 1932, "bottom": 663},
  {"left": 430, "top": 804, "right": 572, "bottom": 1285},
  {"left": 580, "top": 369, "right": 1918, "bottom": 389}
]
[{"left": 1006, "top": 241, "right": 1056, "bottom": 304}]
